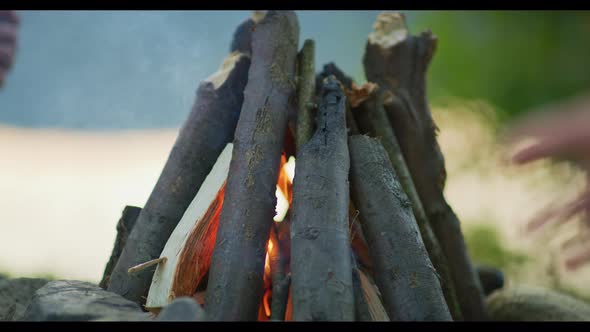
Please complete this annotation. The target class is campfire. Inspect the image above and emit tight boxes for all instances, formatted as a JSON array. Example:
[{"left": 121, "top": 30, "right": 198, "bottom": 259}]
[{"left": 98, "top": 10, "right": 490, "bottom": 321}]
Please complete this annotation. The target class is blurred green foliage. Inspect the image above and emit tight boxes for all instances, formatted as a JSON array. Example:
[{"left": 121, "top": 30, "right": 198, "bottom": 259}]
[
  {"left": 405, "top": 11, "right": 590, "bottom": 123},
  {"left": 464, "top": 223, "right": 529, "bottom": 272}
]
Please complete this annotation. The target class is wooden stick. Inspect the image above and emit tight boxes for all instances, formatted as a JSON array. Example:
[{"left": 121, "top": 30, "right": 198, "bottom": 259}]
[
  {"left": 128, "top": 257, "right": 167, "bottom": 275},
  {"left": 99, "top": 206, "right": 141, "bottom": 290},
  {"left": 348, "top": 135, "right": 452, "bottom": 321},
  {"left": 107, "top": 17, "right": 253, "bottom": 306},
  {"left": 290, "top": 76, "right": 354, "bottom": 321},
  {"left": 352, "top": 91, "right": 462, "bottom": 320},
  {"left": 205, "top": 11, "right": 300, "bottom": 321},
  {"left": 363, "top": 12, "right": 487, "bottom": 320},
  {"left": 295, "top": 39, "right": 316, "bottom": 151}
]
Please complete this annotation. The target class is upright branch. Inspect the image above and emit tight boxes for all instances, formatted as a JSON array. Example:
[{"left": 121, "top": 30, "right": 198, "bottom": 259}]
[
  {"left": 348, "top": 135, "right": 452, "bottom": 321},
  {"left": 352, "top": 91, "right": 462, "bottom": 320},
  {"left": 205, "top": 11, "right": 300, "bottom": 321},
  {"left": 316, "top": 63, "right": 360, "bottom": 135},
  {"left": 107, "top": 18, "right": 253, "bottom": 305},
  {"left": 363, "top": 12, "right": 487, "bottom": 320},
  {"left": 99, "top": 206, "right": 141, "bottom": 290},
  {"left": 290, "top": 76, "right": 354, "bottom": 321},
  {"left": 295, "top": 39, "right": 316, "bottom": 151},
  {"left": 230, "top": 12, "right": 266, "bottom": 56}
]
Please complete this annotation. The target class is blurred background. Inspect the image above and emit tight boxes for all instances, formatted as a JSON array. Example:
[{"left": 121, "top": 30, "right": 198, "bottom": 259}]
[{"left": 1, "top": 10, "right": 589, "bottom": 300}]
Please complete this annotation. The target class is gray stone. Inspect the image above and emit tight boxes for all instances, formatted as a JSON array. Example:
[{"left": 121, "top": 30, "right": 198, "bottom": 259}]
[
  {"left": 0, "top": 278, "right": 49, "bottom": 321},
  {"left": 19, "top": 280, "right": 146, "bottom": 321},
  {"left": 156, "top": 297, "right": 206, "bottom": 321},
  {"left": 487, "top": 285, "right": 590, "bottom": 321},
  {"left": 476, "top": 264, "right": 505, "bottom": 296}
]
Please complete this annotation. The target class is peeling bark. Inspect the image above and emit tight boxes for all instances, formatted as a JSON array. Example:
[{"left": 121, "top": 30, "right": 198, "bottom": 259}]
[
  {"left": 363, "top": 12, "right": 487, "bottom": 320},
  {"left": 352, "top": 91, "right": 462, "bottom": 320},
  {"left": 205, "top": 11, "right": 300, "bottom": 321},
  {"left": 290, "top": 76, "right": 354, "bottom": 321},
  {"left": 108, "top": 26, "right": 252, "bottom": 305},
  {"left": 348, "top": 135, "right": 451, "bottom": 321},
  {"left": 99, "top": 206, "right": 141, "bottom": 290}
]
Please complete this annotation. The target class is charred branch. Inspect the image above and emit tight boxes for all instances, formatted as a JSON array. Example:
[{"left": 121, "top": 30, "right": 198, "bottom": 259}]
[
  {"left": 351, "top": 90, "right": 462, "bottom": 320},
  {"left": 348, "top": 135, "right": 452, "bottom": 321},
  {"left": 290, "top": 76, "right": 354, "bottom": 321}
]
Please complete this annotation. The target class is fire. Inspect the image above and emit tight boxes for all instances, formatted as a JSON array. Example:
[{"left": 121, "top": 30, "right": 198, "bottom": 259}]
[
  {"left": 262, "top": 235, "right": 275, "bottom": 318},
  {"left": 262, "top": 154, "right": 295, "bottom": 319},
  {"left": 264, "top": 239, "right": 274, "bottom": 279},
  {"left": 274, "top": 154, "right": 295, "bottom": 222}
]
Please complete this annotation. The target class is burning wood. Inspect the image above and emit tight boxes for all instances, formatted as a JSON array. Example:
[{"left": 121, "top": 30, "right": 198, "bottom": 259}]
[{"left": 144, "top": 143, "right": 232, "bottom": 311}]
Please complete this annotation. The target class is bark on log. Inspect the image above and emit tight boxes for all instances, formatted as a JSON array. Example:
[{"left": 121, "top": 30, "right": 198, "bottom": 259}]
[
  {"left": 348, "top": 135, "right": 452, "bottom": 321},
  {"left": 204, "top": 11, "right": 299, "bottom": 321},
  {"left": 108, "top": 35, "right": 251, "bottom": 304},
  {"left": 352, "top": 91, "right": 462, "bottom": 320},
  {"left": 290, "top": 76, "right": 354, "bottom": 321},
  {"left": 295, "top": 39, "right": 316, "bottom": 151},
  {"left": 363, "top": 12, "right": 487, "bottom": 320},
  {"left": 99, "top": 206, "right": 141, "bottom": 290}
]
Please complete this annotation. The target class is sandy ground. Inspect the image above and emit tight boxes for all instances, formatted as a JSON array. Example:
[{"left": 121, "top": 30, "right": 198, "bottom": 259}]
[{"left": 0, "top": 106, "right": 588, "bottom": 294}]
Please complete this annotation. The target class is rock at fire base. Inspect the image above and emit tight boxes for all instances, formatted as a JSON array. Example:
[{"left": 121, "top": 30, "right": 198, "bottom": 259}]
[
  {"left": 19, "top": 280, "right": 150, "bottom": 321},
  {"left": 0, "top": 278, "right": 50, "bottom": 321},
  {"left": 156, "top": 297, "right": 207, "bottom": 321},
  {"left": 487, "top": 285, "right": 590, "bottom": 321},
  {"left": 476, "top": 265, "right": 505, "bottom": 296}
]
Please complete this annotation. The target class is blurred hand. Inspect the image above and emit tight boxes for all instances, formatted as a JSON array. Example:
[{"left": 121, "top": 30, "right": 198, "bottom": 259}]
[
  {"left": 504, "top": 94, "right": 590, "bottom": 270},
  {"left": 0, "top": 10, "right": 19, "bottom": 87}
]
